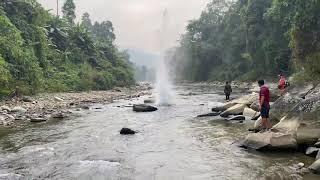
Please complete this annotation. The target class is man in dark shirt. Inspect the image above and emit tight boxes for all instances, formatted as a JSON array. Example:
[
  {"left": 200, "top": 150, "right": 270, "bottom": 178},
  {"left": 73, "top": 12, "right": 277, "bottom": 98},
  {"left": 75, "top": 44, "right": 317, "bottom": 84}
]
[
  {"left": 258, "top": 80, "right": 271, "bottom": 131},
  {"left": 224, "top": 81, "right": 232, "bottom": 101}
]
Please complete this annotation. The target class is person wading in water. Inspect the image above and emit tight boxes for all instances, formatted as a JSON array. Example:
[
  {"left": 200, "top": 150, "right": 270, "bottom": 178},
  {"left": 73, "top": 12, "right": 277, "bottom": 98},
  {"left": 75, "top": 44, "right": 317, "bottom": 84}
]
[
  {"left": 258, "top": 80, "right": 271, "bottom": 131},
  {"left": 224, "top": 81, "right": 232, "bottom": 101}
]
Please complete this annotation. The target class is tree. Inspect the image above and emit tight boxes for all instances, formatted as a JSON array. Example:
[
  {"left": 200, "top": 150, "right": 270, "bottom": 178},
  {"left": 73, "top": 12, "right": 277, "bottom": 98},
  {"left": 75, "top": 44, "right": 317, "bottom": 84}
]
[
  {"left": 81, "top": 12, "right": 92, "bottom": 30},
  {"left": 62, "top": 0, "right": 76, "bottom": 24}
]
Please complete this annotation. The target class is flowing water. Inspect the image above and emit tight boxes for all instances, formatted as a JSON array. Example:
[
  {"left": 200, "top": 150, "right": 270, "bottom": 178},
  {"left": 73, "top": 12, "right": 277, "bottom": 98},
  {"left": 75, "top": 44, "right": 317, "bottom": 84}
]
[{"left": 0, "top": 84, "right": 318, "bottom": 180}]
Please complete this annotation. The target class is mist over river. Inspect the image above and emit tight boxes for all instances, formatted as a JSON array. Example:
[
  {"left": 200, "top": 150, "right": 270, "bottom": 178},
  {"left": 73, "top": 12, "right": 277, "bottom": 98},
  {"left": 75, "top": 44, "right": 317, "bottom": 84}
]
[{"left": 0, "top": 84, "right": 317, "bottom": 180}]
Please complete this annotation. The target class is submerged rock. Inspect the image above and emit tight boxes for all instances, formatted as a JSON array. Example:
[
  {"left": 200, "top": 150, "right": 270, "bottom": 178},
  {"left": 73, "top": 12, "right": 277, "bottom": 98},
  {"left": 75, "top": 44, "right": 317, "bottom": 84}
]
[
  {"left": 120, "top": 128, "right": 136, "bottom": 135},
  {"left": 309, "top": 159, "right": 320, "bottom": 174},
  {"left": 30, "top": 118, "right": 47, "bottom": 123},
  {"left": 51, "top": 112, "right": 67, "bottom": 119},
  {"left": 197, "top": 112, "right": 220, "bottom": 117},
  {"left": 241, "top": 132, "right": 297, "bottom": 150},
  {"left": 133, "top": 104, "right": 157, "bottom": 112},
  {"left": 227, "top": 115, "right": 245, "bottom": 121},
  {"left": 220, "top": 104, "right": 247, "bottom": 117}
]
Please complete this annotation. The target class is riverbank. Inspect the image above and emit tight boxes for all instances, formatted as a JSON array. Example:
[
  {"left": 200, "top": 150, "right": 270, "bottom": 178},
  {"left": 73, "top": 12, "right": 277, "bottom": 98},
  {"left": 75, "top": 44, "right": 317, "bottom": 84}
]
[
  {"left": 0, "top": 83, "right": 152, "bottom": 127},
  {"left": 209, "top": 81, "right": 320, "bottom": 176}
]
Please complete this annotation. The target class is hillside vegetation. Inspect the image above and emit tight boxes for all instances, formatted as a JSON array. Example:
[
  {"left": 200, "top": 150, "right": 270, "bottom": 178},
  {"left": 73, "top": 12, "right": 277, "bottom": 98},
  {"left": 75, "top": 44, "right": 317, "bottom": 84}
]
[
  {"left": 171, "top": 0, "right": 320, "bottom": 82},
  {"left": 0, "top": 0, "right": 134, "bottom": 97}
]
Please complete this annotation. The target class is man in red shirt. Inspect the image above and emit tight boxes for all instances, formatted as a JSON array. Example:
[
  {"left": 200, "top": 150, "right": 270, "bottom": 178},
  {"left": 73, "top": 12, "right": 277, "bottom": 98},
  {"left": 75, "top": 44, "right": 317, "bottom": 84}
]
[
  {"left": 278, "top": 74, "right": 286, "bottom": 96},
  {"left": 258, "top": 80, "right": 271, "bottom": 131}
]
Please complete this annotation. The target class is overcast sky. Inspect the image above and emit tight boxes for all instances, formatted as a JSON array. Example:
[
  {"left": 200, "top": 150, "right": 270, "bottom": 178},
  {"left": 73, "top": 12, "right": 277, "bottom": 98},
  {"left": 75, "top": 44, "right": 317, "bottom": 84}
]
[{"left": 39, "top": 0, "right": 209, "bottom": 54}]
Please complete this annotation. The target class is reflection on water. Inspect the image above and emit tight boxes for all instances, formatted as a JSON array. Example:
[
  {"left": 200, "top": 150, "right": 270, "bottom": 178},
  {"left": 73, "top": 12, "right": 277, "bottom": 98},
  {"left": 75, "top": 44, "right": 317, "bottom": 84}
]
[{"left": 0, "top": 84, "right": 318, "bottom": 180}]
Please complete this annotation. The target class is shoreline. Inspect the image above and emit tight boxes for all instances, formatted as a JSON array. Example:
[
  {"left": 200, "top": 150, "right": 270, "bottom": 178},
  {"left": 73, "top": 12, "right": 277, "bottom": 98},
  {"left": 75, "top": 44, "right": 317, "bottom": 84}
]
[{"left": 0, "top": 83, "right": 152, "bottom": 127}]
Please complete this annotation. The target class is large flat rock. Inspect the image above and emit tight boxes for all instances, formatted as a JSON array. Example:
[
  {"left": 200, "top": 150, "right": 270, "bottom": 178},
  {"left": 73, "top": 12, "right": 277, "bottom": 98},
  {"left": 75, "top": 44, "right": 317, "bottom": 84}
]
[
  {"left": 241, "top": 132, "right": 297, "bottom": 150},
  {"left": 220, "top": 104, "right": 247, "bottom": 117}
]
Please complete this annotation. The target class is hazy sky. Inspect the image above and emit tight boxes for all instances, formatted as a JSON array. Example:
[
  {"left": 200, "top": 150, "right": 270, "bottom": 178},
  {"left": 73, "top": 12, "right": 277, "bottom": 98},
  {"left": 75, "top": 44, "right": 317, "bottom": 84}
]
[{"left": 38, "top": 0, "right": 209, "bottom": 53}]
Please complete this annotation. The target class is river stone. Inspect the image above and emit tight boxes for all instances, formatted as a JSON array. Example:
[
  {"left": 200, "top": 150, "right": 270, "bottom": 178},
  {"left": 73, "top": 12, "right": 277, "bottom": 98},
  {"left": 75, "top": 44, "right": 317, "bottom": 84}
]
[
  {"left": 220, "top": 104, "right": 247, "bottom": 117},
  {"left": 212, "top": 102, "right": 237, "bottom": 112},
  {"left": 306, "top": 147, "right": 320, "bottom": 157},
  {"left": 144, "top": 98, "right": 155, "bottom": 104},
  {"left": 11, "top": 106, "right": 27, "bottom": 113},
  {"left": 297, "top": 128, "right": 320, "bottom": 145},
  {"left": 120, "top": 128, "right": 136, "bottom": 135},
  {"left": 315, "top": 140, "right": 320, "bottom": 148},
  {"left": 133, "top": 104, "right": 157, "bottom": 112},
  {"left": 22, "top": 96, "right": 33, "bottom": 102},
  {"left": 231, "top": 92, "right": 258, "bottom": 105},
  {"left": 51, "top": 112, "right": 67, "bottom": 119},
  {"left": 1, "top": 105, "right": 11, "bottom": 112},
  {"left": 227, "top": 115, "right": 245, "bottom": 121},
  {"left": 309, "top": 159, "right": 320, "bottom": 174},
  {"left": 243, "top": 107, "right": 260, "bottom": 120},
  {"left": 54, "top": 97, "right": 64, "bottom": 101},
  {"left": 30, "top": 118, "right": 47, "bottom": 123},
  {"left": 197, "top": 112, "right": 220, "bottom": 117},
  {"left": 250, "top": 101, "right": 260, "bottom": 112},
  {"left": 241, "top": 132, "right": 297, "bottom": 150},
  {"left": 317, "top": 151, "right": 320, "bottom": 160}
]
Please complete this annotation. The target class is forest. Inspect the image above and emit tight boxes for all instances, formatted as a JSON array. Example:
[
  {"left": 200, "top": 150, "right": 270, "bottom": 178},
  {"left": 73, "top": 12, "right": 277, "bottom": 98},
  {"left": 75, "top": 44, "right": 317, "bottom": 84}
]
[
  {"left": 0, "top": 0, "right": 135, "bottom": 97},
  {"left": 170, "top": 0, "right": 320, "bottom": 82}
]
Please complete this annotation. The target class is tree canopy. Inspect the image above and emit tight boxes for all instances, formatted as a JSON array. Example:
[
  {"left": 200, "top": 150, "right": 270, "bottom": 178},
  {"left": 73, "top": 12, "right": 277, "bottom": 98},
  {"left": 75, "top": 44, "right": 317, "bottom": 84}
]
[
  {"left": 171, "top": 0, "right": 320, "bottom": 82},
  {"left": 0, "top": 0, "right": 134, "bottom": 96}
]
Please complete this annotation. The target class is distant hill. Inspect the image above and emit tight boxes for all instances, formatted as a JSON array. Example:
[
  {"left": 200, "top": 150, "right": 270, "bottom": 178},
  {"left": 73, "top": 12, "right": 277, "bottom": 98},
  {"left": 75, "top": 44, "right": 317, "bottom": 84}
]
[{"left": 126, "top": 48, "right": 160, "bottom": 68}]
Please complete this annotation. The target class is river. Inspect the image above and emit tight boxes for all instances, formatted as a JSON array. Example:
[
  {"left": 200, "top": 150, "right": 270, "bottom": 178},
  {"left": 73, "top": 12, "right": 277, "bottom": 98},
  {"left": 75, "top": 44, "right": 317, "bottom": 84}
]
[{"left": 0, "top": 84, "right": 318, "bottom": 180}]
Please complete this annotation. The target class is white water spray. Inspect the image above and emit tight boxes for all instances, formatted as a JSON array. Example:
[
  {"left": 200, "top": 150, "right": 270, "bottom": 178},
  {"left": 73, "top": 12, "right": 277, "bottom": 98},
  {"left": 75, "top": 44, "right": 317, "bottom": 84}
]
[{"left": 155, "top": 9, "right": 174, "bottom": 106}]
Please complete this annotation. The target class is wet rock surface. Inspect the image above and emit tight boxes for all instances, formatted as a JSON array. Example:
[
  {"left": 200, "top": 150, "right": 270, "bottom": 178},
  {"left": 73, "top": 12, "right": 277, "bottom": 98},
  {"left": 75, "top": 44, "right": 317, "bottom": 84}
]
[{"left": 133, "top": 104, "right": 158, "bottom": 112}]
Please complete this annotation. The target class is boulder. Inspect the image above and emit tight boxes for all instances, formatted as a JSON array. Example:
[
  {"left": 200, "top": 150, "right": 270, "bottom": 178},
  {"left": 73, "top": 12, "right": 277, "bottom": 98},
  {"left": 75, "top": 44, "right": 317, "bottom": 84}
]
[
  {"left": 297, "top": 128, "right": 320, "bottom": 145},
  {"left": 144, "top": 98, "right": 155, "bottom": 104},
  {"left": 30, "top": 118, "right": 47, "bottom": 123},
  {"left": 230, "top": 92, "right": 258, "bottom": 106},
  {"left": 22, "top": 96, "right": 33, "bottom": 102},
  {"left": 250, "top": 101, "right": 260, "bottom": 112},
  {"left": 1, "top": 105, "right": 11, "bottom": 112},
  {"left": 269, "top": 94, "right": 302, "bottom": 121},
  {"left": 306, "top": 147, "right": 320, "bottom": 157},
  {"left": 309, "top": 159, "right": 320, "bottom": 174},
  {"left": 197, "top": 112, "right": 220, "bottom": 117},
  {"left": 220, "top": 104, "right": 247, "bottom": 117},
  {"left": 212, "top": 102, "right": 237, "bottom": 112},
  {"left": 254, "top": 117, "right": 262, "bottom": 129},
  {"left": 315, "top": 140, "right": 320, "bottom": 148},
  {"left": 120, "top": 128, "right": 136, "bottom": 135},
  {"left": 241, "top": 132, "right": 297, "bottom": 150},
  {"left": 133, "top": 104, "right": 157, "bottom": 112},
  {"left": 243, "top": 107, "right": 260, "bottom": 120},
  {"left": 227, "top": 115, "right": 245, "bottom": 121},
  {"left": 317, "top": 151, "right": 320, "bottom": 160},
  {"left": 51, "top": 112, "right": 67, "bottom": 119},
  {"left": 11, "top": 106, "right": 27, "bottom": 113}
]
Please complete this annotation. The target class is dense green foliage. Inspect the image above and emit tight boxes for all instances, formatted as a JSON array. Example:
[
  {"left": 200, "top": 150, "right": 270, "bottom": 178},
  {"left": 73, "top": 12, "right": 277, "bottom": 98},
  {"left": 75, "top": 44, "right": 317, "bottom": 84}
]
[
  {"left": 171, "top": 0, "right": 320, "bottom": 82},
  {"left": 0, "top": 0, "right": 134, "bottom": 96}
]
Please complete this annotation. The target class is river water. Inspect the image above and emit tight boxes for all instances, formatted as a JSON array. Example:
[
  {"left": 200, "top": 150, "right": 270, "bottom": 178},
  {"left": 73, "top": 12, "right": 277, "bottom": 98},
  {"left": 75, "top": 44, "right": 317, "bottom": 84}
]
[{"left": 0, "top": 84, "right": 318, "bottom": 180}]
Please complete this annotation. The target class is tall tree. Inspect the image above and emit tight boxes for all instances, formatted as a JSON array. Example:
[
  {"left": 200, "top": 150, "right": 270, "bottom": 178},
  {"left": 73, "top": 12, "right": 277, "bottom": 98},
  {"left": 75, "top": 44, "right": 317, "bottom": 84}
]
[
  {"left": 81, "top": 12, "right": 92, "bottom": 30},
  {"left": 62, "top": 0, "right": 76, "bottom": 24}
]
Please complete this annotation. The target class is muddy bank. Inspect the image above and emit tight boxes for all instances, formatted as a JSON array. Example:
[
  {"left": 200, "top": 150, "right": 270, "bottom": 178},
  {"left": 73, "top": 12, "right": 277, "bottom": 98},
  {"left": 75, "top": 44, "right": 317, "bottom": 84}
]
[{"left": 0, "top": 83, "right": 152, "bottom": 127}]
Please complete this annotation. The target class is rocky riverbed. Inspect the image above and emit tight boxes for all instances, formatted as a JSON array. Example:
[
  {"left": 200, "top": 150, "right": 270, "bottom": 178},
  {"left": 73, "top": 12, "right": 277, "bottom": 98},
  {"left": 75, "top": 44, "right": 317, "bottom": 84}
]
[
  {"left": 0, "top": 83, "right": 152, "bottom": 127},
  {"left": 207, "top": 81, "right": 320, "bottom": 176}
]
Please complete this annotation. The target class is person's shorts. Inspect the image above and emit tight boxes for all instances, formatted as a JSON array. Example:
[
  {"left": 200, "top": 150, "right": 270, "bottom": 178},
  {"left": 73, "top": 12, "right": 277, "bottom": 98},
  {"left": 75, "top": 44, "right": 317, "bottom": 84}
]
[{"left": 260, "top": 105, "right": 270, "bottom": 118}]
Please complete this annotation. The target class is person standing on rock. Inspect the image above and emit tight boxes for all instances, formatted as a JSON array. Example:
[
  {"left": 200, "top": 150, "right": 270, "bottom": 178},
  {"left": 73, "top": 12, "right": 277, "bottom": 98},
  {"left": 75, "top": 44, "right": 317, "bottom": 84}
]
[
  {"left": 224, "top": 81, "right": 232, "bottom": 101},
  {"left": 258, "top": 80, "right": 271, "bottom": 131},
  {"left": 278, "top": 74, "right": 286, "bottom": 96}
]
